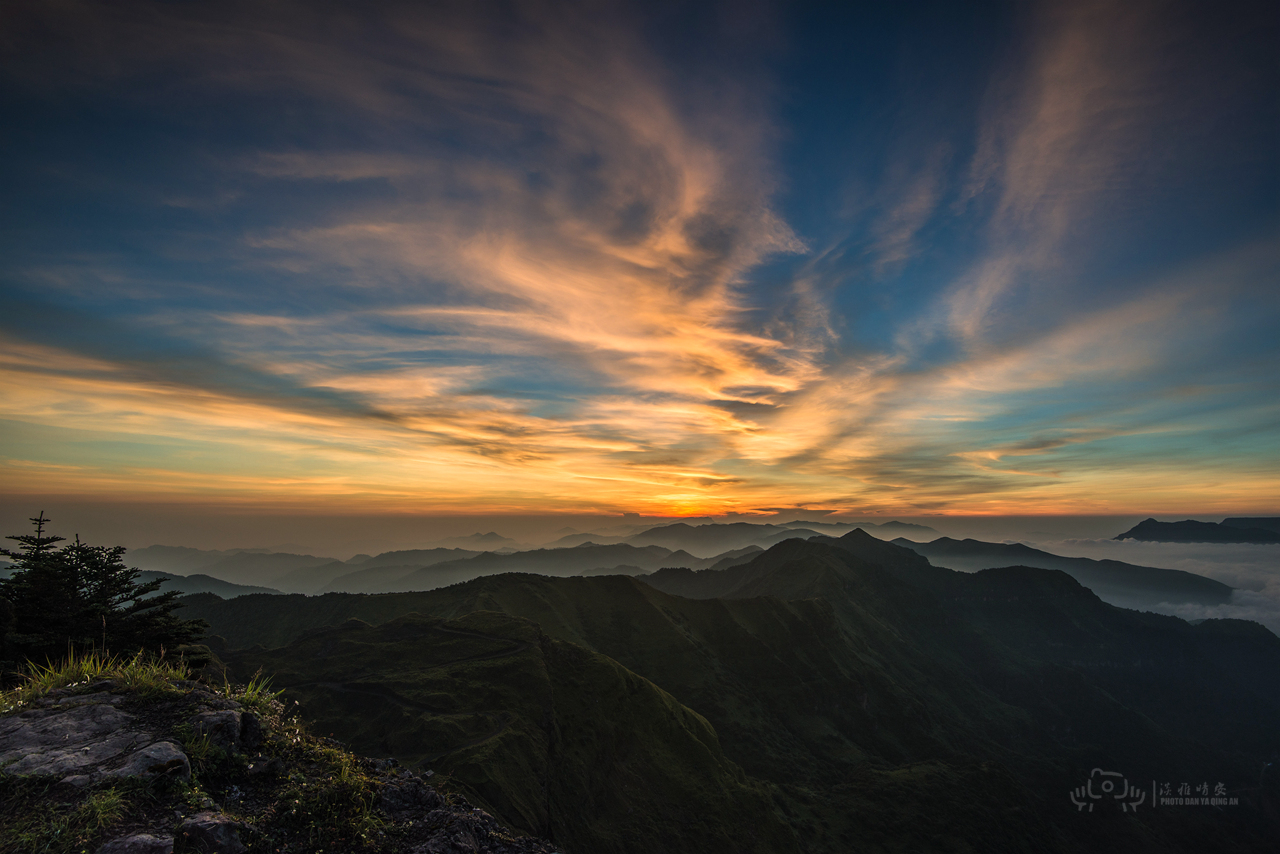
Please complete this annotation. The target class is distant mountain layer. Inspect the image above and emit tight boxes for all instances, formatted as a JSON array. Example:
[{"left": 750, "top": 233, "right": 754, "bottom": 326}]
[
  {"left": 128, "top": 544, "right": 254, "bottom": 574},
  {"left": 431, "top": 531, "right": 532, "bottom": 550},
  {"left": 552, "top": 519, "right": 937, "bottom": 558},
  {"left": 319, "top": 542, "right": 725, "bottom": 594},
  {"left": 1115, "top": 518, "right": 1280, "bottom": 544},
  {"left": 127, "top": 544, "right": 345, "bottom": 590},
  {"left": 0, "top": 564, "right": 279, "bottom": 597},
  {"left": 854, "top": 520, "right": 941, "bottom": 539},
  {"left": 124, "top": 540, "right": 765, "bottom": 596},
  {"left": 625, "top": 522, "right": 800, "bottom": 556},
  {"left": 198, "top": 553, "right": 345, "bottom": 590},
  {"left": 892, "top": 536, "right": 1232, "bottom": 608},
  {"left": 136, "top": 570, "right": 280, "bottom": 598},
  {"left": 185, "top": 531, "right": 1280, "bottom": 853},
  {"left": 358, "top": 547, "right": 483, "bottom": 568},
  {"left": 544, "top": 520, "right": 937, "bottom": 557},
  {"left": 1223, "top": 517, "right": 1280, "bottom": 533}
]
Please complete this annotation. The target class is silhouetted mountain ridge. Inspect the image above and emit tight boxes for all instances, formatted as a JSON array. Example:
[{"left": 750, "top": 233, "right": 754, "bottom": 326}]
[
  {"left": 1116, "top": 518, "right": 1280, "bottom": 544},
  {"left": 1223, "top": 517, "right": 1280, "bottom": 534},
  {"left": 891, "top": 535, "right": 1233, "bottom": 608}
]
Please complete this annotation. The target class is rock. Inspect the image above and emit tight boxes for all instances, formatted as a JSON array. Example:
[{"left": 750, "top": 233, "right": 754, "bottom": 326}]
[
  {"left": 96, "top": 832, "right": 174, "bottom": 853},
  {"left": 238, "top": 711, "right": 262, "bottom": 752},
  {"left": 0, "top": 702, "right": 149, "bottom": 778},
  {"left": 53, "top": 691, "right": 125, "bottom": 707},
  {"left": 3, "top": 678, "right": 560, "bottom": 854},
  {"left": 408, "top": 805, "right": 555, "bottom": 853},
  {"left": 187, "top": 689, "right": 239, "bottom": 712},
  {"left": 178, "top": 811, "right": 247, "bottom": 854},
  {"left": 104, "top": 741, "right": 190, "bottom": 781},
  {"left": 189, "top": 710, "right": 241, "bottom": 752},
  {"left": 378, "top": 777, "right": 444, "bottom": 818},
  {"left": 0, "top": 694, "right": 188, "bottom": 785}
]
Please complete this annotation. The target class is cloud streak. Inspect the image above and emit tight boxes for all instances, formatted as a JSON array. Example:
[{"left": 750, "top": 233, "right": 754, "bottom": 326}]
[
  {"left": 946, "top": 0, "right": 1172, "bottom": 344},
  {"left": 0, "top": 0, "right": 1275, "bottom": 517}
]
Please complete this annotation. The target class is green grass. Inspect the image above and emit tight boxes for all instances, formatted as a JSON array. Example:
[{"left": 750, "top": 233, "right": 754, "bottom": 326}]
[
  {"left": 1, "top": 649, "right": 190, "bottom": 714},
  {"left": 0, "top": 779, "right": 133, "bottom": 854},
  {"left": 251, "top": 706, "right": 387, "bottom": 852},
  {"left": 215, "top": 668, "right": 284, "bottom": 718}
]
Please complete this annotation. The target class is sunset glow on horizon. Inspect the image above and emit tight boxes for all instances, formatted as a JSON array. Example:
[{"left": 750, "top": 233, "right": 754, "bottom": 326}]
[{"left": 1, "top": 0, "right": 1277, "bottom": 521}]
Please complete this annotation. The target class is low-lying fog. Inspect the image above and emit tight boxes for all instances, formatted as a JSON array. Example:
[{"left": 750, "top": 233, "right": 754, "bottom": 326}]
[{"left": 1025, "top": 538, "right": 1280, "bottom": 633}]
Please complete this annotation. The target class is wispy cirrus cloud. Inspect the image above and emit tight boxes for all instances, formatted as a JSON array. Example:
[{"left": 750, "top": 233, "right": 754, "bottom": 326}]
[
  {"left": 945, "top": 0, "right": 1173, "bottom": 344},
  {"left": 0, "top": 0, "right": 827, "bottom": 513},
  {"left": 0, "top": 0, "right": 1275, "bottom": 518}
]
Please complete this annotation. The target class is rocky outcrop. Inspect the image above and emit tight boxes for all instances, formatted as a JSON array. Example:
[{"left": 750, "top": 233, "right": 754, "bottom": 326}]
[
  {"left": 0, "top": 684, "right": 188, "bottom": 786},
  {"left": 96, "top": 833, "right": 175, "bottom": 854},
  {"left": 190, "top": 708, "right": 261, "bottom": 753},
  {"left": 1, "top": 676, "right": 560, "bottom": 854},
  {"left": 178, "top": 811, "right": 248, "bottom": 854}
]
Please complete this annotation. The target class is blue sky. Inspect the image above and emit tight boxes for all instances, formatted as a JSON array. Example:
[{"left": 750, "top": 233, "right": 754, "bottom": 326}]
[{"left": 0, "top": 0, "right": 1276, "bottom": 518}]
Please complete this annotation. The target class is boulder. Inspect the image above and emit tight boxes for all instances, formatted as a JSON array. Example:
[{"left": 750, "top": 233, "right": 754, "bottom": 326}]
[
  {"left": 238, "top": 711, "right": 262, "bottom": 752},
  {"left": 178, "top": 811, "right": 247, "bottom": 854},
  {"left": 378, "top": 776, "right": 445, "bottom": 818},
  {"left": 0, "top": 702, "right": 149, "bottom": 780},
  {"left": 96, "top": 833, "right": 174, "bottom": 854},
  {"left": 104, "top": 741, "right": 191, "bottom": 782},
  {"left": 189, "top": 710, "right": 241, "bottom": 752},
  {"left": 409, "top": 806, "right": 551, "bottom": 853}
]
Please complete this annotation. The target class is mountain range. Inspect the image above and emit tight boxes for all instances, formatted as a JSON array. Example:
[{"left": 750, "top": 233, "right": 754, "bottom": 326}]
[
  {"left": 181, "top": 530, "right": 1280, "bottom": 853},
  {"left": 119, "top": 522, "right": 1240, "bottom": 614}
]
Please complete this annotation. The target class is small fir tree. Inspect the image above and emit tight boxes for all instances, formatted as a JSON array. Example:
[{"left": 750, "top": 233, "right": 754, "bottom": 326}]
[{"left": 0, "top": 512, "right": 206, "bottom": 665}]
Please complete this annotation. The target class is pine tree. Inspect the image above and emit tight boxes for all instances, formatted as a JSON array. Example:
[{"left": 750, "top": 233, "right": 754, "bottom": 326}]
[{"left": 0, "top": 512, "right": 206, "bottom": 665}]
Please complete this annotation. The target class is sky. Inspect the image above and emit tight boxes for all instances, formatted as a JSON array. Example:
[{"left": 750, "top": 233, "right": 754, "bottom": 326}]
[{"left": 1, "top": 0, "right": 1277, "bottom": 526}]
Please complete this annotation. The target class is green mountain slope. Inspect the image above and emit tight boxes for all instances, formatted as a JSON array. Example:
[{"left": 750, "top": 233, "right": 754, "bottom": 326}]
[
  {"left": 223, "top": 610, "right": 799, "bottom": 854},
  {"left": 184, "top": 533, "right": 1280, "bottom": 853}
]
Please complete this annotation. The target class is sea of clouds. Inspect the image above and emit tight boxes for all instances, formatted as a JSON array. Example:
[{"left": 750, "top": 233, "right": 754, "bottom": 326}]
[{"left": 1030, "top": 538, "right": 1280, "bottom": 634}]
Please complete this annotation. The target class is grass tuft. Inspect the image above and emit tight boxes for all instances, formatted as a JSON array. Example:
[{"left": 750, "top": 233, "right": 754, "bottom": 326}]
[
  {"left": 1, "top": 649, "right": 189, "bottom": 713},
  {"left": 215, "top": 668, "right": 284, "bottom": 718},
  {"left": 0, "top": 779, "right": 133, "bottom": 854},
  {"left": 75, "top": 788, "right": 126, "bottom": 832}
]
